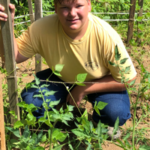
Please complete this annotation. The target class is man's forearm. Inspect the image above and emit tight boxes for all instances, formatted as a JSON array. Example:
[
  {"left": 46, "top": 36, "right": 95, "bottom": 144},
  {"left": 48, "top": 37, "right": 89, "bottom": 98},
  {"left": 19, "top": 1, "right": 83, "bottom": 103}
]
[
  {"left": 12, "top": 25, "right": 28, "bottom": 63},
  {"left": 78, "top": 75, "right": 136, "bottom": 95}
]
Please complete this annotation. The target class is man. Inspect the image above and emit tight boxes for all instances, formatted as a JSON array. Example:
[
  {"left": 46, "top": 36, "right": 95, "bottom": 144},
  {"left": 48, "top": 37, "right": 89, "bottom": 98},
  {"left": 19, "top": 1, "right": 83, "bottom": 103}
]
[{"left": 0, "top": 0, "right": 136, "bottom": 139}]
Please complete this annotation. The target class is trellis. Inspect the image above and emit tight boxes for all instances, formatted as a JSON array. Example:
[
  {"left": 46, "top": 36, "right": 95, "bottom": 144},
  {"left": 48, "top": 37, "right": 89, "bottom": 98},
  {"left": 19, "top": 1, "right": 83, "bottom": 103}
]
[
  {"left": 0, "top": 0, "right": 144, "bottom": 149},
  {"left": 13, "top": 12, "right": 149, "bottom": 26}
]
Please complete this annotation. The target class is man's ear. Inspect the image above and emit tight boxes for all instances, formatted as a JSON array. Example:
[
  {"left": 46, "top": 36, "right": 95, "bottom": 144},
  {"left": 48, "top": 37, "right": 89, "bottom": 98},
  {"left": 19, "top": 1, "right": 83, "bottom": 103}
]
[{"left": 87, "top": 0, "right": 91, "bottom": 12}]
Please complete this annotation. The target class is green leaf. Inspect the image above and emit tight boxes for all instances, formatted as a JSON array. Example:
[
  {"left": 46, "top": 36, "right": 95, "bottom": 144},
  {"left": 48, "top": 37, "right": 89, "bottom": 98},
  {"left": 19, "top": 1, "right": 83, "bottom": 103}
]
[
  {"left": 53, "top": 145, "right": 64, "bottom": 150},
  {"left": 17, "top": 101, "right": 27, "bottom": 108},
  {"left": 40, "top": 84, "right": 49, "bottom": 88},
  {"left": 86, "top": 143, "right": 92, "bottom": 150},
  {"left": 26, "top": 104, "right": 37, "bottom": 112},
  {"left": 52, "top": 129, "right": 67, "bottom": 142},
  {"left": 115, "top": 45, "right": 121, "bottom": 61},
  {"left": 68, "top": 143, "right": 74, "bottom": 150},
  {"left": 49, "top": 100, "right": 60, "bottom": 107},
  {"left": 125, "top": 78, "right": 130, "bottom": 82},
  {"left": 97, "top": 101, "right": 108, "bottom": 110},
  {"left": 31, "top": 84, "right": 38, "bottom": 89},
  {"left": 139, "top": 145, "right": 150, "bottom": 150},
  {"left": 38, "top": 117, "right": 47, "bottom": 123},
  {"left": 81, "top": 109, "right": 88, "bottom": 120},
  {"left": 94, "top": 106, "right": 100, "bottom": 116},
  {"left": 76, "top": 73, "right": 87, "bottom": 82},
  {"left": 129, "top": 80, "right": 136, "bottom": 86},
  {"left": 109, "top": 61, "right": 116, "bottom": 66},
  {"left": 55, "top": 64, "right": 64, "bottom": 73},
  {"left": 66, "top": 105, "right": 74, "bottom": 112},
  {"left": 6, "top": 127, "right": 21, "bottom": 138},
  {"left": 124, "top": 66, "right": 130, "bottom": 74},
  {"left": 71, "top": 129, "right": 88, "bottom": 138},
  {"left": 37, "top": 130, "right": 43, "bottom": 143},
  {"left": 23, "top": 125, "right": 30, "bottom": 138},
  {"left": 120, "top": 58, "right": 128, "bottom": 64},
  {"left": 41, "top": 134, "right": 47, "bottom": 142},
  {"left": 113, "top": 117, "right": 119, "bottom": 136},
  {"left": 45, "top": 91, "right": 57, "bottom": 96},
  {"left": 46, "top": 99, "right": 50, "bottom": 102},
  {"left": 26, "top": 113, "right": 36, "bottom": 126},
  {"left": 34, "top": 147, "right": 45, "bottom": 150},
  {"left": 33, "top": 74, "right": 40, "bottom": 85},
  {"left": 53, "top": 71, "right": 62, "bottom": 77},
  {"left": 14, "top": 120, "right": 24, "bottom": 129},
  {"left": 123, "top": 132, "right": 130, "bottom": 141},
  {"left": 33, "top": 94, "right": 43, "bottom": 98}
]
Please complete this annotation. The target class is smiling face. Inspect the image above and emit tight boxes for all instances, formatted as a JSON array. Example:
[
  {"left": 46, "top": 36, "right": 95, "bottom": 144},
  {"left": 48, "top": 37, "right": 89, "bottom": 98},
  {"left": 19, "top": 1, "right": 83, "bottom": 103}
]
[{"left": 55, "top": 0, "right": 91, "bottom": 37}]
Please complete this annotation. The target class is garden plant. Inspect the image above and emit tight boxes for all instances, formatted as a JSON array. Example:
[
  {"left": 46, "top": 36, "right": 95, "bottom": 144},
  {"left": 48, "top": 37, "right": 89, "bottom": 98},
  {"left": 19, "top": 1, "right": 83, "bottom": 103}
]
[{"left": 1, "top": 0, "right": 150, "bottom": 150}]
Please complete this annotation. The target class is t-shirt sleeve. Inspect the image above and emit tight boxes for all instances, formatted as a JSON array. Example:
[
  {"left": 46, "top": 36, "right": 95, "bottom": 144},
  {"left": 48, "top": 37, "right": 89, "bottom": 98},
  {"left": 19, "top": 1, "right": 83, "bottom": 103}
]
[
  {"left": 16, "top": 27, "right": 37, "bottom": 58},
  {"left": 104, "top": 31, "right": 137, "bottom": 83}
]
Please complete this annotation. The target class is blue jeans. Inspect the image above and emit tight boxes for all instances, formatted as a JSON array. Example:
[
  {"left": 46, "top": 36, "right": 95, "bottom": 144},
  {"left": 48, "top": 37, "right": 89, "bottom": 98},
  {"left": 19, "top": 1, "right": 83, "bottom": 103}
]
[{"left": 21, "top": 69, "right": 131, "bottom": 127}]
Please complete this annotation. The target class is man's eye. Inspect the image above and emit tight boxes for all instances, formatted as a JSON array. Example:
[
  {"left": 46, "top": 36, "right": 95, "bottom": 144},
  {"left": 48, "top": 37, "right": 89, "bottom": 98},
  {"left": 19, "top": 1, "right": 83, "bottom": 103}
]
[
  {"left": 77, "top": 5, "right": 82, "bottom": 8},
  {"left": 62, "top": 7, "right": 68, "bottom": 9}
]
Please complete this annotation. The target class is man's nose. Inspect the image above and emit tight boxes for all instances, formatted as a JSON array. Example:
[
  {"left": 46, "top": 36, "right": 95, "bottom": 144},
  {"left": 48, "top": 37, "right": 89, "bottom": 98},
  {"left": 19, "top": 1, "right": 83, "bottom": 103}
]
[{"left": 69, "top": 8, "right": 76, "bottom": 16}]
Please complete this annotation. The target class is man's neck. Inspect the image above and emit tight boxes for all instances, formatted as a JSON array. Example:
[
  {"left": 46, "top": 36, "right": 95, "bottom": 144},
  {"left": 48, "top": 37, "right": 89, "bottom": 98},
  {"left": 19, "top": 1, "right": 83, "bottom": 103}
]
[{"left": 63, "top": 19, "right": 89, "bottom": 40}]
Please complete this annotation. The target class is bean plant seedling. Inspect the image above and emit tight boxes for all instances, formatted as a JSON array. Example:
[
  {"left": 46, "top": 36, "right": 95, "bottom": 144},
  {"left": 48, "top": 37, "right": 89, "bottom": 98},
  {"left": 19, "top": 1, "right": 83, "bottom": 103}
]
[
  {"left": 109, "top": 45, "right": 150, "bottom": 150},
  {"left": 4, "top": 63, "right": 109, "bottom": 150}
]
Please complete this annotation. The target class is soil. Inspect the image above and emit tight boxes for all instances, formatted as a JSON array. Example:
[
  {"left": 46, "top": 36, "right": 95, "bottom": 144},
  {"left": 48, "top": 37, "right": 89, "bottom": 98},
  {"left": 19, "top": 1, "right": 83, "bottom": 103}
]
[{"left": 1, "top": 45, "right": 150, "bottom": 150}]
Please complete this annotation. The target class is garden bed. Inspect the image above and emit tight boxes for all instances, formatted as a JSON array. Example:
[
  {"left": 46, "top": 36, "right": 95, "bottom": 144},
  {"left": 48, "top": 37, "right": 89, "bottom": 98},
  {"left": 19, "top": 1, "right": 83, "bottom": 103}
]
[{"left": 1, "top": 45, "right": 150, "bottom": 149}]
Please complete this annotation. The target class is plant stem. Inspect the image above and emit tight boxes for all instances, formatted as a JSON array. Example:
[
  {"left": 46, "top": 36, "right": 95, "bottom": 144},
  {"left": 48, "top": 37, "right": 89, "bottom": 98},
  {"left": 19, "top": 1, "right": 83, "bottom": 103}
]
[
  {"left": 132, "top": 87, "right": 141, "bottom": 150},
  {"left": 50, "top": 128, "right": 52, "bottom": 150},
  {"left": 62, "top": 83, "right": 82, "bottom": 116},
  {"left": 47, "top": 73, "right": 53, "bottom": 81},
  {"left": 49, "top": 118, "right": 58, "bottom": 150}
]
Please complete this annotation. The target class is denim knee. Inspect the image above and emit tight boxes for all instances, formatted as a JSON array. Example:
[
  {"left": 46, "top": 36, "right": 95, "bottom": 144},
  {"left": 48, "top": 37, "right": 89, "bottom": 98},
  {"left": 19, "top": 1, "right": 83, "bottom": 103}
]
[
  {"left": 88, "top": 91, "right": 131, "bottom": 126},
  {"left": 105, "top": 106, "right": 131, "bottom": 126}
]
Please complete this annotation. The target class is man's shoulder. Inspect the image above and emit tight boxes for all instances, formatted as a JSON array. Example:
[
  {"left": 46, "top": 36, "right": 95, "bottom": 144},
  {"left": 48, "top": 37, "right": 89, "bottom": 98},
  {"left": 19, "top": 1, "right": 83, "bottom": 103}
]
[
  {"left": 30, "top": 14, "right": 59, "bottom": 32},
  {"left": 89, "top": 14, "right": 116, "bottom": 34},
  {"left": 89, "top": 13, "right": 122, "bottom": 44}
]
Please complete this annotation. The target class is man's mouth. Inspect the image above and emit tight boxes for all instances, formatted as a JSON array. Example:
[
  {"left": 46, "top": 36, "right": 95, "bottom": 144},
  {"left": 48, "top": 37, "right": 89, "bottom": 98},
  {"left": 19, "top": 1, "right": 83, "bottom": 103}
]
[{"left": 67, "top": 19, "right": 79, "bottom": 22}]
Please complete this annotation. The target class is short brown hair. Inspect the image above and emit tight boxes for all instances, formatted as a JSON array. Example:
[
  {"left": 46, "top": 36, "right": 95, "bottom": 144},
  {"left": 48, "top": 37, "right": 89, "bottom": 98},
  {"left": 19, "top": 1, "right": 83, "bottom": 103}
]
[{"left": 54, "top": 0, "right": 77, "bottom": 4}]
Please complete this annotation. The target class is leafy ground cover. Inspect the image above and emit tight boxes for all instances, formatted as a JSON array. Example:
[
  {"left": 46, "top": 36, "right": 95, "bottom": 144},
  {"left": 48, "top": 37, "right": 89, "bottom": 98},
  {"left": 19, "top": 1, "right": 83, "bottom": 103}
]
[{"left": 1, "top": 0, "right": 150, "bottom": 149}]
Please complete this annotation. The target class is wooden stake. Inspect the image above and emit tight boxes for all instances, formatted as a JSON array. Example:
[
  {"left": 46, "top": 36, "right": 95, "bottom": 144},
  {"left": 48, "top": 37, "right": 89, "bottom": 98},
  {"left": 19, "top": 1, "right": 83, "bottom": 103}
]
[
  {"left": 0, "top": 0, "right": 20, "bottom": 124},
  {"left": 137, "top": 0, "right": 144, "bottom": 44},
  {"left": 127, "top": 0, "right": 136, "bottom": 45},
  {"left": 0, "top": 76, "right": 6, "bottom": 150},
  {"left": 35, "top": 0, "right": 42, "bottom": 73},
  {"left": 28, "top": 0, "right": 34, "bottom": 23}
]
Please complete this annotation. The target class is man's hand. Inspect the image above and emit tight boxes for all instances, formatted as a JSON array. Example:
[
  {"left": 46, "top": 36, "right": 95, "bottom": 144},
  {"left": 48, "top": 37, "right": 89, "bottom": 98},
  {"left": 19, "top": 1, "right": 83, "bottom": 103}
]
[
  {"left": 0, "top": 3, "right": 15, "bottom": 23},
  {"left": 66, "top": 86, "right": 86, "bottom": 107}
]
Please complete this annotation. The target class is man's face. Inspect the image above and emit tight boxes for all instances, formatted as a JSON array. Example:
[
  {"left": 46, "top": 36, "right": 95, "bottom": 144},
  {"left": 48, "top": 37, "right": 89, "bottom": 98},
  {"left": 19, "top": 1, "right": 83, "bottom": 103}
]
[{"left": 55, "top": 0, "right": 91, "bottom": 34}]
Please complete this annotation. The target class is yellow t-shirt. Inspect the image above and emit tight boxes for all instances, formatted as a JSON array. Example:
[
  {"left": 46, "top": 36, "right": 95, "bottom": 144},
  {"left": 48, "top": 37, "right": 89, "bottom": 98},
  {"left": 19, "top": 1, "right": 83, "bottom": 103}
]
[{"left": 17, "top": 13, "right": 137, "bottom": 82}]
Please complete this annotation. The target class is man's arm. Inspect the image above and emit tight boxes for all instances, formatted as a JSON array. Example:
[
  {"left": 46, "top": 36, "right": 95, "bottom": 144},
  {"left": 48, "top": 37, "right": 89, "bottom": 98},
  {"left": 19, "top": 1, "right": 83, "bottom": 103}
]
[
  {"left": 67, "top": 75, "right": 137, "bottom": 106},
  {"left": 0, "top": 4, "right": 28, "bottom": 63}
]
